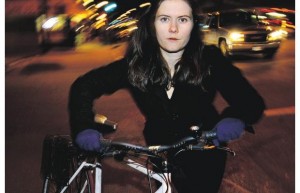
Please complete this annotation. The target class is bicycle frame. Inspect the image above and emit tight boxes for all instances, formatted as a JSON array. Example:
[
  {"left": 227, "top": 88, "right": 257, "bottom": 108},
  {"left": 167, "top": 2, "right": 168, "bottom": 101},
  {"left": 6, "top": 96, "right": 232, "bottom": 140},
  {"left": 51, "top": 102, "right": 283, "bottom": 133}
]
[{"left": 59, "top": 158, "right": 171, "bottom": 193}]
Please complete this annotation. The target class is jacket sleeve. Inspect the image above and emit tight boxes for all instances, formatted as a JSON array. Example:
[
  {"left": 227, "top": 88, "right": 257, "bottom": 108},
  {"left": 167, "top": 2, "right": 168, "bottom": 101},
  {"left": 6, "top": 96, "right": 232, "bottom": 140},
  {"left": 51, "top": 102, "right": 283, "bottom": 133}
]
[
  {"left": 203, "top": 46, "right": 266, "bottom": 128},
  {"left": 68, "top": 59, "right": 128, "bottom": 138}
]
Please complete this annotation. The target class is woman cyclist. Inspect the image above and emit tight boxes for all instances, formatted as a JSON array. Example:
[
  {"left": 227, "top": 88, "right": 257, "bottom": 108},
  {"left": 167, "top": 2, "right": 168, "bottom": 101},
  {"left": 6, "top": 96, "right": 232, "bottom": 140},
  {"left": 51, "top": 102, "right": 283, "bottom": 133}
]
[{"left": 68, "top": 0, "right": 266, "bottom": 192}]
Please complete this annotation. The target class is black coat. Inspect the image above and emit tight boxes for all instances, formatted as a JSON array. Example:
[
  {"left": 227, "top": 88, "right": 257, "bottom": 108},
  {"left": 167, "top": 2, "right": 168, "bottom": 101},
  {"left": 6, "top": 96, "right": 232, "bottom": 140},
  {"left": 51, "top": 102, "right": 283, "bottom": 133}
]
[{"left": 68, "top": 46, "right": 265, "bottom": 145}]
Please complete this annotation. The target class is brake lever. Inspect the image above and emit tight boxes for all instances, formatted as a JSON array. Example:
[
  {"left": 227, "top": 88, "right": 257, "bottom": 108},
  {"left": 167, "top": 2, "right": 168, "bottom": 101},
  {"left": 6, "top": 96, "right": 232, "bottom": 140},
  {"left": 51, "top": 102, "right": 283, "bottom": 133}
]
[{"left": 188, "top": 143, "right": 236, "bottom": 156}]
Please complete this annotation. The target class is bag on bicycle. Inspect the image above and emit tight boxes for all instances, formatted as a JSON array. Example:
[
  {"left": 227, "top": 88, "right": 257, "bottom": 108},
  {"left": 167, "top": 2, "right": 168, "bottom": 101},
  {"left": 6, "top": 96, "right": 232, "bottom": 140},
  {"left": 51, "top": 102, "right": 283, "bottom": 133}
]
[{"left": 40, "top": 135, "right": 76, "bottom": 187}]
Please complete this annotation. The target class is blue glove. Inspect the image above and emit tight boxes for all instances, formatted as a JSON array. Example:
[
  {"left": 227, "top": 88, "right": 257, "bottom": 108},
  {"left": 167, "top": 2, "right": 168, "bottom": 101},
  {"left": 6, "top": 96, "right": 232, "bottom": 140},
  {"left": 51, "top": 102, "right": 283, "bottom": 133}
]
[
  {"left": 75, "top": 129, "right": 102, "bottom": 152},
  {"left": 212, "top": 118, "right": 245, "bottom": 146}
]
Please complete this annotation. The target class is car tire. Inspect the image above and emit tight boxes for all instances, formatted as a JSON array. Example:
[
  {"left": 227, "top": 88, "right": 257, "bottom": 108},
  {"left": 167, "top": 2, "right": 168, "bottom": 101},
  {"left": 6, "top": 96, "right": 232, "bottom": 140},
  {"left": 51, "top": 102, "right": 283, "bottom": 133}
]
[{"left": 219, "top": 40, "right": 229, "bottom": 57}]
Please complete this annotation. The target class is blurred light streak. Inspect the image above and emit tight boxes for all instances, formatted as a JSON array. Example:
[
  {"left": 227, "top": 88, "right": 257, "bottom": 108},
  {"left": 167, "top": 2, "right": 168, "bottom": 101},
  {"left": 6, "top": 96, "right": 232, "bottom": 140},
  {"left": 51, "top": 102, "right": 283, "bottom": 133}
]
[
  {"left": 96, "top": 13, "right": 107, "bottom": 20},
  {"left": 104, "top": 3, "right": 117, "bottom": 12},
  {"left": 86, "top": 4, "right": 96, "bottom": 10},
  {"left": 95, "top": 1, "right": 109, "bottom": 8},
  {"left": 139, "top": 2, "right": 151, "bottom": 8},
  {"left": 83, "top": 0, "right": 94, "bottom": 6},
  {"left": 264, "top": 106, "right": 295, "bottom": 117}
]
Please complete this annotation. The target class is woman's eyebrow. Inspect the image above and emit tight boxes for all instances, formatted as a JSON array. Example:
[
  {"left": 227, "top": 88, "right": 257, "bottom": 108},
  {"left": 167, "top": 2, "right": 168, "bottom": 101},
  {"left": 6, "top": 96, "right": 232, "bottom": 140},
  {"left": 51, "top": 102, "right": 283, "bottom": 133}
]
[
  {"left": 156, "top": 14, "right": 170, "bottom": 17},
  {"left": 178, "top": 15, "right": 192, "bottom": 18},
  {"left": 156, "top": 14, "right": 192, "bottom": 18}
]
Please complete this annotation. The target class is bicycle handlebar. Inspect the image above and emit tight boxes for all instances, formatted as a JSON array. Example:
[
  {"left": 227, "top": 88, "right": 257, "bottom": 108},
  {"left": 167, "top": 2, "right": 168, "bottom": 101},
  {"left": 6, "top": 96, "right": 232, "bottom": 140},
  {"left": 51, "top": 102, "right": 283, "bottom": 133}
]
[
  {"left": 103, "top": 136, "right": 197, "bottom": 154},
  {"left": 98, "top": 130, "right": 230, "bottom": 157},
  {"left": 93, "top": 117, "right": 236, "bottom": 156}
]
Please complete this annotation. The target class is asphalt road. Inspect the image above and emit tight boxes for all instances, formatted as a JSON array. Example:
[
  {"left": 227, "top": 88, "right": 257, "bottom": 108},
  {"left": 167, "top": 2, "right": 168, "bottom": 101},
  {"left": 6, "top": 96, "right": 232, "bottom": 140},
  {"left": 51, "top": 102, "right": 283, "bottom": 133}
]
[{"left": 5, "top": 38, "right": 295, "bottom": 193}]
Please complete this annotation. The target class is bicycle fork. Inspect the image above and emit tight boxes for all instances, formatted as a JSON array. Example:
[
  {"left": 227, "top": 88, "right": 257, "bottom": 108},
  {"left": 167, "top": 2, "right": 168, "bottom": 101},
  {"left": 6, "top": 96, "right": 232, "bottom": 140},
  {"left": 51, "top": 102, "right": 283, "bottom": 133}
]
[
  {"left": 59, "top": 161, "right": 102, "bottom": 193},
  {"left": 126, "top": 159, "right": 172, "bottom": 193}
]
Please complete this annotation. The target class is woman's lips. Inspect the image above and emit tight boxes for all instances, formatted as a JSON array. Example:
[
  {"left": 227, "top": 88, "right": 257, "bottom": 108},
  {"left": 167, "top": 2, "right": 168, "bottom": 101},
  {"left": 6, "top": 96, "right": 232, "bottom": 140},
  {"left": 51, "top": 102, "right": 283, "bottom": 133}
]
[{"left": 168, "top": 38, "right": 178, "bottom": 41}]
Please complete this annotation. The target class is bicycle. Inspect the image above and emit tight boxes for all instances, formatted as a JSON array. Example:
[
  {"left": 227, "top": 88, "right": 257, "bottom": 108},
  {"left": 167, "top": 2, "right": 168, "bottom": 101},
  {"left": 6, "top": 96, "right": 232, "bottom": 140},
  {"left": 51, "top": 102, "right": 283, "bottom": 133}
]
[{"left": 40, "top": 116, "right": 236, "bottom": 193}]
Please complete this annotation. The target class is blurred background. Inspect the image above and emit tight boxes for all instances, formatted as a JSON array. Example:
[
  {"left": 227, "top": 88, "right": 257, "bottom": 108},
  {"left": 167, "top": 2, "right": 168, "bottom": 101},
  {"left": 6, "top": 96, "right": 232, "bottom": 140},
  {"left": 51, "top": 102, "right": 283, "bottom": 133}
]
[
  {"left": 5, "top": 0, "right": 295, "bottom": 61},
  {"left": 5, "top": 0, "right": 296, "bottom": 193}
]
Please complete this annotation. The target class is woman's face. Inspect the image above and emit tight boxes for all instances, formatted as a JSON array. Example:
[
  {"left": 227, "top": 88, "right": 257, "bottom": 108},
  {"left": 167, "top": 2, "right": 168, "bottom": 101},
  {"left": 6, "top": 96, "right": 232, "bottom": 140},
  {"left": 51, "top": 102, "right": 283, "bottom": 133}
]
[{"left": 154, "top": 0, "right": 194, "bottom": 53}]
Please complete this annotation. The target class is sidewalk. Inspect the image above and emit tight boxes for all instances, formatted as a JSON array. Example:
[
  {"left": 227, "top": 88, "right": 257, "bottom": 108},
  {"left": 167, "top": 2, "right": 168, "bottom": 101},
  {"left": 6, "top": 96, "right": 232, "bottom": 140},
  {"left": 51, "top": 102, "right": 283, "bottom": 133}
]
[
  {"left": 5, "top": 32, "right": 102, "bottom": 65},
  {"left": 5, "top": 32, "right": 40, "bottom": 64},
  {"left": 5, "top": 35, "right": 127, "bottom": 70}
]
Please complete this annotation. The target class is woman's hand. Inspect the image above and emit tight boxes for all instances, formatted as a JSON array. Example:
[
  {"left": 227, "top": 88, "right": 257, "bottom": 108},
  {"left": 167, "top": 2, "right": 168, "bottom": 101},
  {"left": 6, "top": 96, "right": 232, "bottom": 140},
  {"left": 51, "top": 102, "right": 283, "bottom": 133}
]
[
  {"left": 75, "top": 129, "right": 102, "bottom": 152},
  {"left": 212, "top": 118, "right": 245, "bottom": 146}
]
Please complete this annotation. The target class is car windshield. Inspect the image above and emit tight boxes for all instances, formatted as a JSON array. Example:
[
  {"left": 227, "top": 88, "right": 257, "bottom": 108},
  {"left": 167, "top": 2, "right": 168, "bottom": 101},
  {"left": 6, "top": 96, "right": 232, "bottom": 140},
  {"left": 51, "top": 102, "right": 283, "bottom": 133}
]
[{"left": 220, "top": 11, "right": 258, "bottom": 27}]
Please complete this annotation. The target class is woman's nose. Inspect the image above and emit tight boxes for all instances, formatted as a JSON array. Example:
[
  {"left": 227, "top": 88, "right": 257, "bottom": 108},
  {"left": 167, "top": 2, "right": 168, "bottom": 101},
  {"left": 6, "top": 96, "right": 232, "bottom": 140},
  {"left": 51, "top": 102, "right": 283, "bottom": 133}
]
[{"left": 169, "top": 21, "right": 178, "bottom": 33}]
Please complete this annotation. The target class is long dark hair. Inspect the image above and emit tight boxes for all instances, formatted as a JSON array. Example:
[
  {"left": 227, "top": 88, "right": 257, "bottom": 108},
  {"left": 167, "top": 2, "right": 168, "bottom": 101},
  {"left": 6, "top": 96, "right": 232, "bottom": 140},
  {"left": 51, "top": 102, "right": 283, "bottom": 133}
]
[{"left": 126, "top": 0, "right": 208, "bottom": 91}]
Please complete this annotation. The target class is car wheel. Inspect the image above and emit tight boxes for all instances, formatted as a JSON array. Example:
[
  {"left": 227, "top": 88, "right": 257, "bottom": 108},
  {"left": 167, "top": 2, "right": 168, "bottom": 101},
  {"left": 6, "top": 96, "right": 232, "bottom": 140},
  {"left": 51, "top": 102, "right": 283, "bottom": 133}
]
[{"left": 219, "top": 40, "right": 229, "bottom": 57}]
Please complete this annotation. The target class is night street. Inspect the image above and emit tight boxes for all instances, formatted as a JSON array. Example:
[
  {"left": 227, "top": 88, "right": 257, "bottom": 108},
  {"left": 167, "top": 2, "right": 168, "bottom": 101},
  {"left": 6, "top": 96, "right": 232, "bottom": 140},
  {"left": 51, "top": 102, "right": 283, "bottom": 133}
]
[{"left": 5, "top": 37, "right": 295, "bottom": 193}]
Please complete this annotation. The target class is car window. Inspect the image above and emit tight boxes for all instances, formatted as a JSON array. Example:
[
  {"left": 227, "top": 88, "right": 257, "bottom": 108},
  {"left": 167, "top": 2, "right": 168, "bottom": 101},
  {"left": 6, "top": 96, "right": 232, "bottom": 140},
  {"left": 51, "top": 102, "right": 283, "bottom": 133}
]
[
  {"left": 209, "top": 15, "right": 218, "bottom": 28},
  {"left": 220, "top": 11, "right": 258, "bottom": 27},
  {"left": 198, "top": 14, "right": 209, "bottom": 27}
]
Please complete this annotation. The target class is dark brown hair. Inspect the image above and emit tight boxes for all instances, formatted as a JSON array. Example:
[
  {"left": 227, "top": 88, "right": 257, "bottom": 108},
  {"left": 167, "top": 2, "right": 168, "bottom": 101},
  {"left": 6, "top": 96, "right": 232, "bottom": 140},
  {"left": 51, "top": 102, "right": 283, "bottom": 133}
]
[{"left": 126, "top": 0, "right": 208, "bottom": 91}]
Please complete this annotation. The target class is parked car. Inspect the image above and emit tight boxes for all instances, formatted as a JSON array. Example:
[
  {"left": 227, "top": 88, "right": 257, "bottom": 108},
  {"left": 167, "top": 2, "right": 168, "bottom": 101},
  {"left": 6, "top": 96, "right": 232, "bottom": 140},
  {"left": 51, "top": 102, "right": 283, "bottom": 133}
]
[{"left": 199, "top": 9, "right": 283, "bottom": 58}]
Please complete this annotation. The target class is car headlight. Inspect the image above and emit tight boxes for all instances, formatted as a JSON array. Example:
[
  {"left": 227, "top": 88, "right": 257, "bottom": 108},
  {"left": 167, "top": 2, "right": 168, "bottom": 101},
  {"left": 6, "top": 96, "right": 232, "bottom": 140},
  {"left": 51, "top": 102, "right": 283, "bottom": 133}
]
[
  {"left": 42, "top": 17, "right": 59, "bottom": 29},
  {"left": 267, "top": 30, "right": 284, "bottom": 41},
  {"left": 229, "top": 32, "right": 245, "bottom": 42}
]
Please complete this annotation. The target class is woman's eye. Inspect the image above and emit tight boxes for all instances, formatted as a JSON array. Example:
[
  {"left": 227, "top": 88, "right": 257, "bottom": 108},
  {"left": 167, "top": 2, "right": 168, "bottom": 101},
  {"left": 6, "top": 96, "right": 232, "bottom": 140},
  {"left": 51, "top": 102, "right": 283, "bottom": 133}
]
[
  {"left": 160, "top": 17, "right": 169, "bottom": 22},
  {"left": 178, "top": 17, "right": 190, "bottom": 23}
]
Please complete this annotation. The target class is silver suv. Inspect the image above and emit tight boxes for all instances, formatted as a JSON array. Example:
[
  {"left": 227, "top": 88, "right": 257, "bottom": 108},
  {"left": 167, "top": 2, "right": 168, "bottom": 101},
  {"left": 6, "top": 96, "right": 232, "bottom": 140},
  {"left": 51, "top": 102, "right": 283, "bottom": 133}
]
[{"left": 199, "top": 9, "right": 282, "bottom": 58}]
